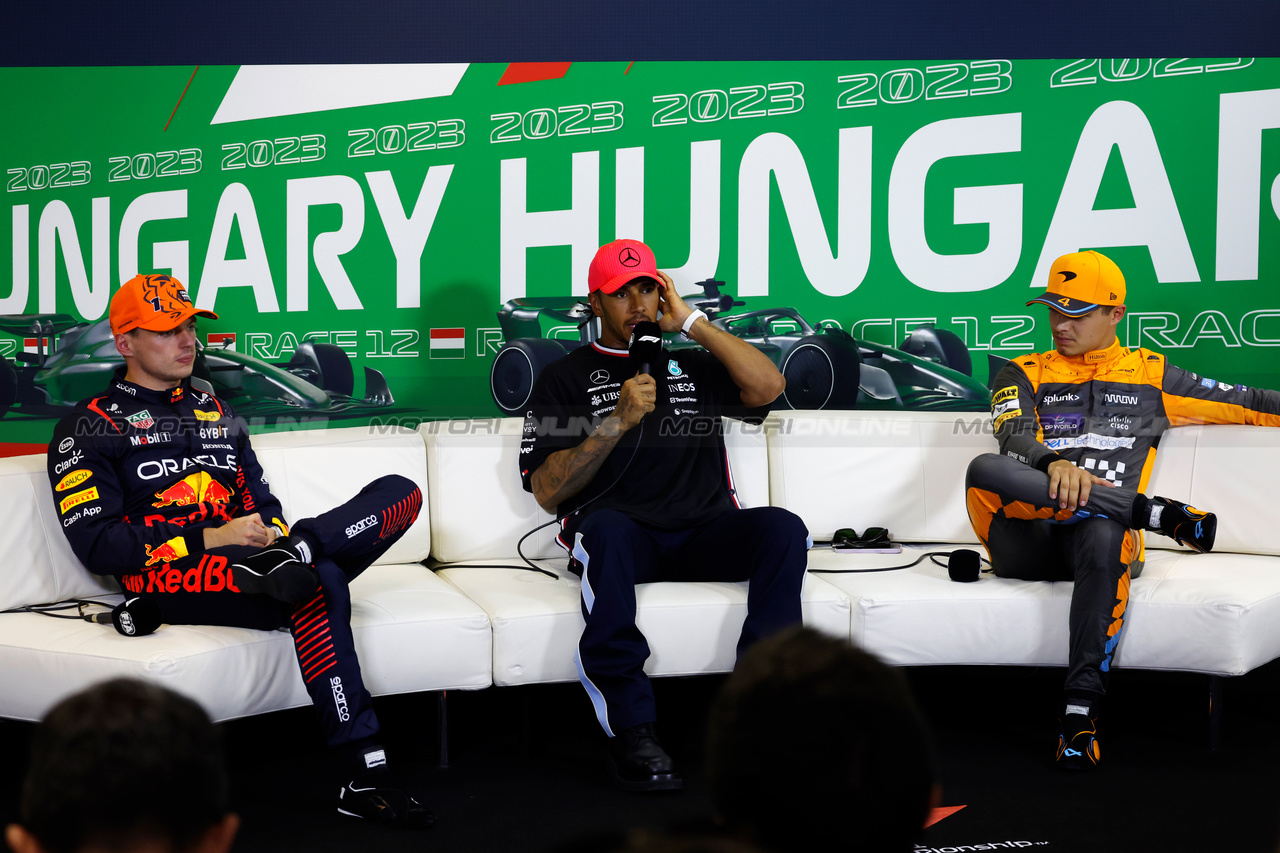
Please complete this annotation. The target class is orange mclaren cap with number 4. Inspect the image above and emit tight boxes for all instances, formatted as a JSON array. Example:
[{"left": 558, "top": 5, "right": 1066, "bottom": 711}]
[
  {"left": 1027, "top": 250, "right": 1126, "bottom": 317},
  {"left": 109, "top": 274, "right": 218, "bottom": 335}
]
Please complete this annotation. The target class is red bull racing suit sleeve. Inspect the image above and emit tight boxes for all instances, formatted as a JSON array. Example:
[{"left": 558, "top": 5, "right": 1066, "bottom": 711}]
[
  {"left": 48, "top": 376, "right": 292, "bottom": 579},
  {"left": 229, "top": 409, "right": 289, "bottom": 538},
  {"left": 49, "top": 411, "right": 210, "bottom": 577}
]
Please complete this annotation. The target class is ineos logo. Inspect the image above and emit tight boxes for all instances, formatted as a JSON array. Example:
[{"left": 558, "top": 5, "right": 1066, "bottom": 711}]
[{"left": 618, "top": 247, "right": 641, "bottom": 267}]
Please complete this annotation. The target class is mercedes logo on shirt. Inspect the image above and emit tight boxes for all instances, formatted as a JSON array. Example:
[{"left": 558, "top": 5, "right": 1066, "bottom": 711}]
[{"left": 590, "top": 369, "right": 610, "bottom": 385}]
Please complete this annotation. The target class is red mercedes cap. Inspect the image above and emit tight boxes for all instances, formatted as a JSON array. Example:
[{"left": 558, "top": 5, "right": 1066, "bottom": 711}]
[{"left": 588, "top": 239, "right": 665, "bottom": 294}]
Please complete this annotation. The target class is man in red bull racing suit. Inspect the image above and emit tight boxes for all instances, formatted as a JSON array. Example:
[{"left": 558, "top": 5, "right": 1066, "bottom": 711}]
[
  {"left": 965, "top": 251, "right": 1280, "bottom": 769},
  {"left": 47, "top": 274, "right": 432, "bottom": 828}
]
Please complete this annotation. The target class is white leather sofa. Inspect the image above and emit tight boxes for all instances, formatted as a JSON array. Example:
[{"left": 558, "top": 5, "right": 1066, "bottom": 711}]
[
  {"left": 771, "top": 412, "right": 1280, "bottom": 689},
  {"left": 0, "top": 426, "right": 492, "bottom": 724},
  {"left": 3, "top": 412, "right": 1278, "bottom": 750}
]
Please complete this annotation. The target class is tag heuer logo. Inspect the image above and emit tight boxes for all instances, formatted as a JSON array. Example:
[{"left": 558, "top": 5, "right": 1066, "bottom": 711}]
[{"left": 126, "top": 410, "right": 155, "bottom": 430}]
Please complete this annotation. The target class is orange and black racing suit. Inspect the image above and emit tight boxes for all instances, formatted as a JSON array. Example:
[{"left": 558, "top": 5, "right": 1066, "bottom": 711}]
[{"left": 966, "top": 339, "right": 1280, "bottom": 705}]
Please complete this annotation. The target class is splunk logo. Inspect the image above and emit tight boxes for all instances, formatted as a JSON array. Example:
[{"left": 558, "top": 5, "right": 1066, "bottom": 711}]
[
  {"left": 1040, "top": 392, "right": 1080, "bottom": 406},
  {"left": 330, "top": 676, "right": 350, "bottom": 722}
]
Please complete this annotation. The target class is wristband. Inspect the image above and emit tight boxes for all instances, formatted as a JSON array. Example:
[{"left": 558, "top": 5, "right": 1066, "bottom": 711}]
[{"left": 680, "top": 309, "right": 707, "bottom": 340}]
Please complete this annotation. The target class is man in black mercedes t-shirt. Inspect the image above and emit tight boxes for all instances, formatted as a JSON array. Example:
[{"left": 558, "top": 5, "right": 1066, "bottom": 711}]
[{"left": 520, "top": 239, "right": 810, "bottom": 792}]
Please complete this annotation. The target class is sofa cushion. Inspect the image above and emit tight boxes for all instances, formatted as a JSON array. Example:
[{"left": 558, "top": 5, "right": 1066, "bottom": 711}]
[
  {"left": 422, "top": 418, "right": 771, "bottom": 563},
  {"left": 0, "top": 563, "right": 492, "bottom": 723},
  {"left": 1145, "top": 424, "right": 1280, "bottom": 557},
  {"left": 434, "top": 557, "right": 850, "bottom": 686},
  {"left": 806, "top": 546, "right": 1280, "bottom": 676},
  {"left": 0, "top": 454, "right": 118, "bottom": 612},
  {"left": 767, "top": 411, "right": 990, "bottom": 544}
]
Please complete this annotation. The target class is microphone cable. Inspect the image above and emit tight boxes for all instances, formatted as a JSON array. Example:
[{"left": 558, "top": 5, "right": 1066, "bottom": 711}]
[{"left": 807, "top": 547, "right": 992, "bottom": 575}]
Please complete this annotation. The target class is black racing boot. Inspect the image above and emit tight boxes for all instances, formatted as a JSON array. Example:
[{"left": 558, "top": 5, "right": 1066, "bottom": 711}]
[
  {"left": 1056, "top": 713, "right": 1102, "bottom": 770},
  {"left": 336, "top": 744, "right": 436, "bottom": 829}
]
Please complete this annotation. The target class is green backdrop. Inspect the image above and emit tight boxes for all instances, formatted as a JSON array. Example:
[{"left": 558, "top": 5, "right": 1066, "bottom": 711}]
[{"left": 2, "top": 58, "right": 1277, "bottom": 447}]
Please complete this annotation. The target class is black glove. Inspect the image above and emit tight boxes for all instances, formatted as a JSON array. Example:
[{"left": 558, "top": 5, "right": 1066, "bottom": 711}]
[{"left": 230, "top": 535, "right": 319, "bottom": 603}]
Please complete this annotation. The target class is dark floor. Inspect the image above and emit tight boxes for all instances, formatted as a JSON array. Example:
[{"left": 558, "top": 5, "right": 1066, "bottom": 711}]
[{"left": 4, "top": 661, "right": 1280, "bottom": 852}]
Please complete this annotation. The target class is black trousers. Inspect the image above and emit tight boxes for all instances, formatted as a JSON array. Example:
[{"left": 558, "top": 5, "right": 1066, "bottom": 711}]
[
  {"left": 965, "top": 453, "right": 1142, "bottom": 703},
  {"left": 118, "top": 475, "right": 422, "bottom": 747},
  {"left": 567, "top": 506, "right": 809, "bottom": 736}
]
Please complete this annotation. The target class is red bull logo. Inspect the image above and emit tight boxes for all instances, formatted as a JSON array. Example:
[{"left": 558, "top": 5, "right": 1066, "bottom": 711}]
[
  {"left": 152, "top": 472, "right": 234, "bottom": 508},
  {"left": 144, "top": 536, "right": 189, "bottom": 567}
]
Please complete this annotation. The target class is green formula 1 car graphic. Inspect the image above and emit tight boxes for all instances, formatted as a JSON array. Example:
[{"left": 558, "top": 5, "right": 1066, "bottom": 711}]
[
  {"left": 0, "top": 314, "right": 397, "bottom": 423},
  {"left": 488, "top": 280, "right": 992, "bottom": 416}
]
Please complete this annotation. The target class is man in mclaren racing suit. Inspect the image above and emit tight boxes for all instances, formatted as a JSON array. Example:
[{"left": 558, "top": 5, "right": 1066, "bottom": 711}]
[
  {"left": 47, "top": 273, "right": 433, "bottom": 828},
  {"left": 520, "top": 239, "right": 809, "bottom": 792},
  {"left": 966, "top": 250, "right": 1280, "bottom": 769}
]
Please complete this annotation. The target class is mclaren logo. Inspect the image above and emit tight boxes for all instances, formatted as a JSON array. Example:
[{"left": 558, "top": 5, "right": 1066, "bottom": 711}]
[
  {"left": 618, "top": 247, "right": 641, "bottom": 267},
  {"left": 1059, "top": 271, "right": 1078, "bottom": 281}
]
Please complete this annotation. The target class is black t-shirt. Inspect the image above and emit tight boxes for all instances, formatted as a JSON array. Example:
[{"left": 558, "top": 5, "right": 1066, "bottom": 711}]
[{"left": 519, "top": 341, "right": 768, "bottom": 541}]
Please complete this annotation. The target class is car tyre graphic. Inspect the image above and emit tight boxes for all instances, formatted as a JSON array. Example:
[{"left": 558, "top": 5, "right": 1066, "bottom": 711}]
[
  {"left": 490, "top": 339, "right": 575, "bottom": 416},
  {"left": 780, "top": 334, "right": 862, "bottom": 410},
  {"left": 289, "top": 342, "right": 355, "bottom": 398},
  {"left": 0, "top": 357, "right": 16, "bottom": 419}
]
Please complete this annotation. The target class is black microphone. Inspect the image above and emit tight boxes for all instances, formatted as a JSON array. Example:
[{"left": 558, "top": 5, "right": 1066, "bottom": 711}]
[
  {"left": 629, "top": 321, "right": 664, "bottom": 376},
  {"left": 87, "top": 596, "right": 163, "bottom": 636},
  {"left": 947, "top": 549, "right": 981, "bottom": 583}
]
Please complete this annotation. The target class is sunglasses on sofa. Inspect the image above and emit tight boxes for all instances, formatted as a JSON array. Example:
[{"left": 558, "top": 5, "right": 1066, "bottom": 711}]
[{"left": 832, "top": 527, "right": 891, "bottom": 549}]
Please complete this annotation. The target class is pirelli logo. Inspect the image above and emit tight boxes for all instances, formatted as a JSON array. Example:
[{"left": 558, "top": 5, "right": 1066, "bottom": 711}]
[
  {"left": 59, "top": 487, "right": 99, "bottom": 514},
  {"left": 55, "top": 469, "right": 93, "bottom": 491},
  {"left": 992, "top": 385, "right": 1019, "bottom": 405}
]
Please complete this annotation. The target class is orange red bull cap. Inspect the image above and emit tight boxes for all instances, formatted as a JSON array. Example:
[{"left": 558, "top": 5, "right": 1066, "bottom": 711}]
[
  {"left": 1027, "top": 251, "right": 1126, "bottom": 317},
  {"left": 110, "top": 274, "right": 218, "bottom": 335}
]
